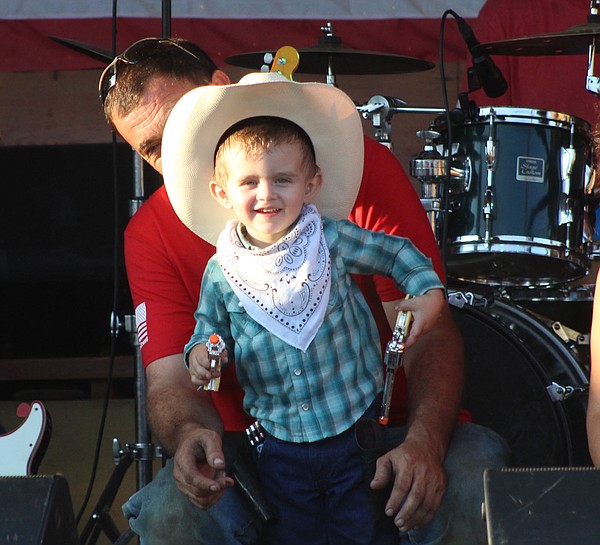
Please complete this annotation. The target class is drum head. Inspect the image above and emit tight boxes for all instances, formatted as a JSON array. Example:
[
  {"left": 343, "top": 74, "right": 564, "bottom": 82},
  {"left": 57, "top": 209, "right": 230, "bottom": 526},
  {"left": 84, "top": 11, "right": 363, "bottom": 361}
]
[{"left": 452, "top": 299, "right": 590, "bottom": 467}]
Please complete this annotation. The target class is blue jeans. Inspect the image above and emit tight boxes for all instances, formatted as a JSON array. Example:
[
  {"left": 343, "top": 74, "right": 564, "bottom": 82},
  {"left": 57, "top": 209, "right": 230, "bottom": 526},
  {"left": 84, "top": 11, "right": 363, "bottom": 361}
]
[
  {"left": 123, "top": 423, "right": 509, "bottom": 545},
  {"left": 254, "top": 423, "right": 398, "bottom": 545}
]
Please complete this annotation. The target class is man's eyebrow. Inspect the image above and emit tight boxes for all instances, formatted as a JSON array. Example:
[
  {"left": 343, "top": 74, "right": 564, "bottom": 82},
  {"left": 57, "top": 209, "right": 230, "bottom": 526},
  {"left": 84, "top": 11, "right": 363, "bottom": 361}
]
[{"left": 138, "top": 137, "right": 161, "bottom": 156}]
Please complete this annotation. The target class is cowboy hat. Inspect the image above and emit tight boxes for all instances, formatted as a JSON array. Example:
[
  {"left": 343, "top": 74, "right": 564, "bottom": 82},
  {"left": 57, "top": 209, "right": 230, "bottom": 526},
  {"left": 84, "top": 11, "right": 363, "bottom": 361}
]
[{"left": 161, "top": 72, "right": 364, "bottom": 245}]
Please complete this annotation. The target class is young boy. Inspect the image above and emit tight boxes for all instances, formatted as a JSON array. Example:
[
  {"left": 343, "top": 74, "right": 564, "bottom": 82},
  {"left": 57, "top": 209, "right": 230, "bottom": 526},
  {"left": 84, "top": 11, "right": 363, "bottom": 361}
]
[{"left": 161, "top": 72, "right": 445, "bottom": 544}]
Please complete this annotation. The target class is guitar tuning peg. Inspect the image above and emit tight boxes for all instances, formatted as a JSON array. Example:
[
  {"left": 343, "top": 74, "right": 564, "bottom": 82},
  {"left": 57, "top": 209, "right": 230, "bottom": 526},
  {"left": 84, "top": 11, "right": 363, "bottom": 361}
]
[{"left": 263, "top": 52, "right": 274, "bottom": 64}]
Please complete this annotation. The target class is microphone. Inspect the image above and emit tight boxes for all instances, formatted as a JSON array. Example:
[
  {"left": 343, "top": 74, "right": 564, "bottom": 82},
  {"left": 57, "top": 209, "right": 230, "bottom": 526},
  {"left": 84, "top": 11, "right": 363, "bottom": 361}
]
[{"left": 456, "top": 15, "right": 508, "bottom": 98}]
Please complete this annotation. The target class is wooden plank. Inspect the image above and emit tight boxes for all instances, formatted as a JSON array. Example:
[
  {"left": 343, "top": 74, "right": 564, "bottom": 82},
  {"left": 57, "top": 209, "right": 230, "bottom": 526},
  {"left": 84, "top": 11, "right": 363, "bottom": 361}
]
[{"left": 0, "top": 356, "right": 134, "bottom": 381}]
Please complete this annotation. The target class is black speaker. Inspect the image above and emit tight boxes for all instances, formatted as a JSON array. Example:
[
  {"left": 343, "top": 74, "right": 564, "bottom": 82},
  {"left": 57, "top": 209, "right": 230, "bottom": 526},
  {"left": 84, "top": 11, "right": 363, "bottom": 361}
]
[
  {"left": 483, "top": 467, "right": 600, "bottom": 545},
  {"left": 0, "top": 475, "right": 79, "bottom": 544}
]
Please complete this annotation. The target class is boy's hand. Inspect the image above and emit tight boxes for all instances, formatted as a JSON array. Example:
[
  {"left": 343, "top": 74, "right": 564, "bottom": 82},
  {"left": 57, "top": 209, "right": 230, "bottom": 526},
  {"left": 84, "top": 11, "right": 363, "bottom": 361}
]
[
  {"left": 394, "top": 289, "right": 445, "bottom": 349},
  {"left": 188, "top": 343, "right": 228, "bottom": 387}
]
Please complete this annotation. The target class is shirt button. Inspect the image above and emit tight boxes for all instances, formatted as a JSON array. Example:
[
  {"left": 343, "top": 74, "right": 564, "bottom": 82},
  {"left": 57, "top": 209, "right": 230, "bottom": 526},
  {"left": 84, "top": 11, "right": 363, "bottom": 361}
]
[
  {"left": 238, "top": 302, "right": 243, "bottom": 307},
  {"left": 301, "top": 403, "right": 310, "bottom": 411},
  {"left": 294, "top": 368, "right": 302, "bottom": 376}
]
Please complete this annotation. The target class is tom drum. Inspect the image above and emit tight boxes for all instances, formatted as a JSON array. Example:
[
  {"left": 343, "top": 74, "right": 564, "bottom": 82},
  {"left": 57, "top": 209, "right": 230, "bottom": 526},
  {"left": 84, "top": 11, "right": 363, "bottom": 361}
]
[{"left": 433, "top": 107, "right": 596, "bottom": 287}]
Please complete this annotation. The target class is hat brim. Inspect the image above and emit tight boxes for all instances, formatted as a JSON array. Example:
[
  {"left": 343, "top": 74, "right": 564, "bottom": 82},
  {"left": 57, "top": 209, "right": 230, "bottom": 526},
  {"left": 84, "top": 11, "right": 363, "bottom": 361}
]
[{"left": 162, "top": 73, "right": 364, "bottom": 245}]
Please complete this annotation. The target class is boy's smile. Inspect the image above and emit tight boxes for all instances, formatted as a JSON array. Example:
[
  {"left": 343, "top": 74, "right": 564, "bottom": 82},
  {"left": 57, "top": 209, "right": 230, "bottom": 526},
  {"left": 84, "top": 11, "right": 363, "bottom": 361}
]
[{"left": 210, "top": 142, "right": 322, "bottom": 248}]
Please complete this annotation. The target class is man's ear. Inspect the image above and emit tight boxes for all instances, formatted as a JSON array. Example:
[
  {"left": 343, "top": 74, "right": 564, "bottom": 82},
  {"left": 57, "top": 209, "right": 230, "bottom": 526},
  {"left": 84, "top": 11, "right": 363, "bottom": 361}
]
[
  {"left": 209, "top": 180, "right": 232, "bottom": 208},
  {"left": 211, "top": 70, "right": 231, "bottom": 86},
  {"left": 304, "top": 171, "right": 323, "bottom": 202}
]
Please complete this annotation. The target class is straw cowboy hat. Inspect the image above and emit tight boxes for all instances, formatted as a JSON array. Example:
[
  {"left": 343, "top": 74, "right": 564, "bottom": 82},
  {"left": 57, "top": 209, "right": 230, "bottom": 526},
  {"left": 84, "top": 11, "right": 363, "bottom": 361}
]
[{"left": 161, "top": 72, "right": 364, "bottom": 245}]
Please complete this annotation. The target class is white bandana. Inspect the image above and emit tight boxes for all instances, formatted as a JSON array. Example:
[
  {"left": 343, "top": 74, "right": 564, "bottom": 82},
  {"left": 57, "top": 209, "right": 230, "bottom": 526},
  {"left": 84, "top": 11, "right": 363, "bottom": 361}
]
[{"left": 216, "top": 204, "right": 331, "bottom": 352}]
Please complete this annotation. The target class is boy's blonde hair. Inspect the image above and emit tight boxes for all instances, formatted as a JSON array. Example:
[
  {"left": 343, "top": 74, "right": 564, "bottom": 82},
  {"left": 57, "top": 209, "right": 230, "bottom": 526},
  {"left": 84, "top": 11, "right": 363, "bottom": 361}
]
[{"left": 213, "top": 116, "right": 319, "bottom": 186}]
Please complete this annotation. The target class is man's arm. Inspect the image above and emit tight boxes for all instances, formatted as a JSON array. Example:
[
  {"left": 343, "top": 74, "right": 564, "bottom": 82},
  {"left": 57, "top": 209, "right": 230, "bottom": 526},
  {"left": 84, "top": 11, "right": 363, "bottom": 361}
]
[
  {"left": 146, "top": 354, "right": 234, "bottom": 509},
  {"left": 587, "top": 274, "right": 600, "bottom": 466},
  {"left": 373, "top": 301, "right": 463, "bottom": 531}
]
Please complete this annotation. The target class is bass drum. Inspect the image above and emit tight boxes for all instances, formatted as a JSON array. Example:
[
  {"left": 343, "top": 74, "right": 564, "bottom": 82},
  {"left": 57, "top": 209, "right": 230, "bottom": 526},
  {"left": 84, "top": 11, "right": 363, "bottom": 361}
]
[{"left": 451, "top": 297, "right": 591, "bottom": 467}]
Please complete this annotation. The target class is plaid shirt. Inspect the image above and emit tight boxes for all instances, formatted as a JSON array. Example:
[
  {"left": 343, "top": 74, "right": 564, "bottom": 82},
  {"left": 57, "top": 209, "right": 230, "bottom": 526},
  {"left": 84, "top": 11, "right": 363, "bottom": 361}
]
[{"left": 186, "top": 217, "right": 443, "bottom": 442}]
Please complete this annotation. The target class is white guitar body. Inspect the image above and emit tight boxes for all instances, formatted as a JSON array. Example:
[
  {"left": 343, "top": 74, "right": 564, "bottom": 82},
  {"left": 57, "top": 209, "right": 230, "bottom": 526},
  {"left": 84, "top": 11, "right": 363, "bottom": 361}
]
[{"left": 0, "top": 401, "right": 50, "bottom": 476}]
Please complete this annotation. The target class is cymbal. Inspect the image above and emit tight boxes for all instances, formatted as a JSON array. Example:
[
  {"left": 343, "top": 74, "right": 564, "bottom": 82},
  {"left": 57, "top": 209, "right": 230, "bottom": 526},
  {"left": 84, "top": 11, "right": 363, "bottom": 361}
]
[
  {"left": 50, "top": 36, "right": 113, "bottom": 63},
  {"left": 473, "top": 22, "right": 600, "bottom": 56},
  {"left": 226, "top": 43, "right": 434, "bottom": 75}
]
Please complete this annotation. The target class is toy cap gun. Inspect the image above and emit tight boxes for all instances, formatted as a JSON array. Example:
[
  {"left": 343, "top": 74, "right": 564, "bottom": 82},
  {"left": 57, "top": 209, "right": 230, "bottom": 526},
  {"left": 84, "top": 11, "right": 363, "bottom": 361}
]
[
  {"left": 379, "top": 295, "right": 414, "bottom": 425},
  {"left": 204, "top": 333, "right": 226, "bottom": 391}
]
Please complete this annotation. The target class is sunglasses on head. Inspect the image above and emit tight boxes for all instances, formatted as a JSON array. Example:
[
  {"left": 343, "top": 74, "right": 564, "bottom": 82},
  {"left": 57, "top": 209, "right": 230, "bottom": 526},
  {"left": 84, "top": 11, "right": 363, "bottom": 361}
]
[{"left": 98, "top": 37, "right": 205, "bottom": 105}]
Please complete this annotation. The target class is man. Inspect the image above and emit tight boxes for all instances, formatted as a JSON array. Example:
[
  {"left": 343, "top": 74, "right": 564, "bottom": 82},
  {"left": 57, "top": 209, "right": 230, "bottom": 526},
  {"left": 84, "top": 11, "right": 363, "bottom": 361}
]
[{"left": 100, "top": 37, "right": 508, "bottom": 544}]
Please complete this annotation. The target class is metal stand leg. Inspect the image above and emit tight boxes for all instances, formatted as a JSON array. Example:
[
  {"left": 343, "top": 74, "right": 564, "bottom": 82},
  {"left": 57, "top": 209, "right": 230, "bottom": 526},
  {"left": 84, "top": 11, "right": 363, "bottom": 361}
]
[
  {"left": 79, "top": 442, "right": 135, "bottom": 545},
  {"left": 79, "top": 322, "right": 161, "bottom": 545},
  {"left": 125, "top": 317, "right": 156, "bottom": 491}
]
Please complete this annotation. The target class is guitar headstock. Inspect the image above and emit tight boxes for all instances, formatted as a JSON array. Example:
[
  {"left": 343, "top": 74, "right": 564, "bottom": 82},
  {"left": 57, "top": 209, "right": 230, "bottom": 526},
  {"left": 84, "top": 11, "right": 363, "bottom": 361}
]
[{"left": 261, "top": 46, "right": 299, "bottom": 80}]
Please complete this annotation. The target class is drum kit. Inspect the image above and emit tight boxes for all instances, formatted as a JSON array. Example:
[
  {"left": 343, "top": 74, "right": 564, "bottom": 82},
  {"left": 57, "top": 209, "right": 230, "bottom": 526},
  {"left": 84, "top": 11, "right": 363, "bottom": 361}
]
[{"left": 225, "top": 15, "right": 600, "bottom": 466}]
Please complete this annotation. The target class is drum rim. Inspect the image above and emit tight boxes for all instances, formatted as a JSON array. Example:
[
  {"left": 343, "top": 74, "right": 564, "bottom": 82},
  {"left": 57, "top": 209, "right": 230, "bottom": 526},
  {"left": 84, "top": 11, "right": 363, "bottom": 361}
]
[
  {"left": 445, "top": 240, "right": 590, "bottom": 286},
  {"left": 452, "top": 297, "right": 589, "bottom": 384},
  {"left": 469, "top": 106, "right": 591, "bottom": 133}
]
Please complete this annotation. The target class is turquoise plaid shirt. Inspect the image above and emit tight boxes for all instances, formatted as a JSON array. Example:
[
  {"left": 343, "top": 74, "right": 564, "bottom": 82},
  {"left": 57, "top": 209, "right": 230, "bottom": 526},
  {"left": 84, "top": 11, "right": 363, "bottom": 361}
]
[{"left": 185, "top": 217, "right": 443, "bottom": 442}]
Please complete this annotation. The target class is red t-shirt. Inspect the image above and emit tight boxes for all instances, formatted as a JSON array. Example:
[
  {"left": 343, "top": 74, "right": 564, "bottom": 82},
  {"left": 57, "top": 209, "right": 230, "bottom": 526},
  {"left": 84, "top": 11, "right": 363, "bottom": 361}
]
[
  {"left": 464, "top": 0, "right": 596, "bottom": 125},
  {"left": 125, "top": 136, "right": 445, "bottom": 429}
]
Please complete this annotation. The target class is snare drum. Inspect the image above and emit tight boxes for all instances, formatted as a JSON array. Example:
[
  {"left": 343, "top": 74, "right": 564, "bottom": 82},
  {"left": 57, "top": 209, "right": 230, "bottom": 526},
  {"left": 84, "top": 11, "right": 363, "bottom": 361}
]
[{"left": 434, "top": 107, "right": 595, "bottom": 287}]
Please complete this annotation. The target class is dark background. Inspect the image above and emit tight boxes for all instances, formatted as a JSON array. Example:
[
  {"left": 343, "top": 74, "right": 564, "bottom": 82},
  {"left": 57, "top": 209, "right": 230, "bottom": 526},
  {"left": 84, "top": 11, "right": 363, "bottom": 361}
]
[{"left": 1, "top": 143, "right": 162, "bottom": 359}]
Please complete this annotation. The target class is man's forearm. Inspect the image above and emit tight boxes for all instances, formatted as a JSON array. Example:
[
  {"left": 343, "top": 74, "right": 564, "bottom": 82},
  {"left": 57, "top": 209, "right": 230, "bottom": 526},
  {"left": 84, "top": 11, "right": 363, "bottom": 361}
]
[
  {"left": 145, "top": 354, "right": 224, "bottom": 456},
  {"left": 402, "top": 305, "right": 464, "bottom": 460}
]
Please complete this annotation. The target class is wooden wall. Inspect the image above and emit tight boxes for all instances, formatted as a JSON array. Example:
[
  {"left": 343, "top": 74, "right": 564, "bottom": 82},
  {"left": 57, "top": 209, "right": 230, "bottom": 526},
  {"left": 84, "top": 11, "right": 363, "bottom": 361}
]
[{"left": 0, "top": 62, "right": 465, "bottom": 186}]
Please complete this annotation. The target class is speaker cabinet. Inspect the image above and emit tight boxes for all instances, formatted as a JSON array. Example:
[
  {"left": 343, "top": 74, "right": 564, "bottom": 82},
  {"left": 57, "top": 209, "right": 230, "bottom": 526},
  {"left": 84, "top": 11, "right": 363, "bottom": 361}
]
[
  {"left": 484, "top": 467, "right": 600, "bottom": 545},
  {"left": 0, "top": 475, "right": 79, "bottom": 544}
]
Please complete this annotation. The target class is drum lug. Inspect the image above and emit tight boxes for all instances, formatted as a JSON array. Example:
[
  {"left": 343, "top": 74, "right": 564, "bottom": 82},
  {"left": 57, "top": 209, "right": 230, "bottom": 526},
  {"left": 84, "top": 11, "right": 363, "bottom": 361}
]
[
  {"left": 447, "top": 290, "right": 493, "bottom": 309},
  {"left": 560, "top": 144, "right": 576, "bottom": 195},
  {"left": 546, "top": 382, "right": 589, "bottom": 402},
  {"left": 550, "top": 320, "right": 589, "bottom": 346},
  {"left": 559, "top": 135, "right": 576, "bottom": 229},
  {"left": 449, "top": 154, "right": 471, "bottom": 194}
]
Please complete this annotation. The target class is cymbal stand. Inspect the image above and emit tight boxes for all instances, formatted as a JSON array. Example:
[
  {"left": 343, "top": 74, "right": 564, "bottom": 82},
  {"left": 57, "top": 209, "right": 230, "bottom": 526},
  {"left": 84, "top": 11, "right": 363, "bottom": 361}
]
[
  {"left": 358, "top": 98, "right": 445, "bottom": 151},
  {"left": 410, "top": 130, "right": 447, "bottom": 237},
  {"left": 586, "top": 1, "right": 600, "bottom": 95},
  {"left": 319, "top": 22, "right": 340, "bottom": 86},
  {"left": 80, "top": 151, "right": 161, "bottom": 545},
  {"left": 358, "top": 99, "right": 447, "bottom": 236}
]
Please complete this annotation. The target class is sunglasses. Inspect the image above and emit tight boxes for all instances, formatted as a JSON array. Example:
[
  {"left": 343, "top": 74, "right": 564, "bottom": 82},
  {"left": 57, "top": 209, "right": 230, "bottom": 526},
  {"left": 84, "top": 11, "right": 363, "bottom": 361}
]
[{"left": 98, "top": 37, "right": 205, "bottom": 105}]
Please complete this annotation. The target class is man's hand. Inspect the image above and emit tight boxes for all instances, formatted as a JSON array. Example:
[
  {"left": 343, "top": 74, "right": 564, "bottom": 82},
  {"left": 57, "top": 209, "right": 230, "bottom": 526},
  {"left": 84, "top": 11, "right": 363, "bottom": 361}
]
[
  {"left": 393, "top": 289, "right": 445, "bottom": 349},
  {"left": 146, "top": 354, "right": 234, "bottom": 509},
  {"left": 370, "top": 435, "right": 447, "bottom": 531},
  {"left": 172, "top": 427, "right": 235, "bottom": 509}
]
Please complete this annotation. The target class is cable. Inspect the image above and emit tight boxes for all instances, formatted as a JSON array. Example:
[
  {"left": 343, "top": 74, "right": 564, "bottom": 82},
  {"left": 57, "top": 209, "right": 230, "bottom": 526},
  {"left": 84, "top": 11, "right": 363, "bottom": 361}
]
[
  {"left": 76, "top": 0, "right": 121, "bottom": 528},
  {"left": 436, "top": 10, "right": 459, "bottom": 275}
]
